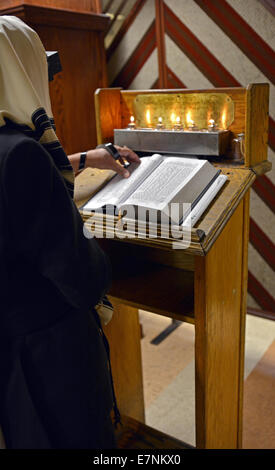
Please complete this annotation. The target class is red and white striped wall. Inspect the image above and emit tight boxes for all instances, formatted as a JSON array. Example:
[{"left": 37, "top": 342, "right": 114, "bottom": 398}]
[{"left": 102, "top": 0, "right": 275, "bottom": 313}]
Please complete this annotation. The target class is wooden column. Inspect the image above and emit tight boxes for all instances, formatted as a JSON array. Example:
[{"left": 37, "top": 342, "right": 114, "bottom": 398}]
[
  {"left": 194, "top": 200, "right": 248, "bottom": 448},
  {"left": 237, "top": 191, "right": 250, "bottom": 447},
  {"left": 103, "top": 302, "right": 145, "bottom": 423},
  {"left": 155, "top": 0, "right": 168, "bottom": 88}
]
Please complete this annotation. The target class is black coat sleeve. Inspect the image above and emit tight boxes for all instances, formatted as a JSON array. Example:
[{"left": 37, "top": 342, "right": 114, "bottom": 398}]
[{"left": 2, "top": 138, "right": 111, "bottom": 311}]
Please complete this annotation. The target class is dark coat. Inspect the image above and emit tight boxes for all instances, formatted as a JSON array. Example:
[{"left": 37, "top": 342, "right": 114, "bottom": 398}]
[{"left": 0, "top": 125, "right": 115, "bottom": 448}]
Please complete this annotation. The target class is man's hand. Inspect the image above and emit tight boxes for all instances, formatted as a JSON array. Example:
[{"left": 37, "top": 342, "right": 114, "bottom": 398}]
[{"left": 86, "top": 145, "right": 140, "bottom": 178}]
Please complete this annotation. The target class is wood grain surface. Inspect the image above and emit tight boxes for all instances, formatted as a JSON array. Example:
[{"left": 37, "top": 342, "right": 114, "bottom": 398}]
[
  {"left": 107, "top": 255, "right": 195, "bottom": 323},
  {"left": 0, "top": 0, "right": 101, "bottom": 12},
  {"left": 194, "top": 201, "right": 245, "bottom": 448},
  {"left": 74, "top": 166, "right": 255, "bottom": 256},
  {"left": 94, "top": 87, "right": 122, "bottom": 144},
  {"left": 155, "top": 0, "right": 167, "bottom": 89},
  {"left": 103, "top": 303, "right": 145, "bottom": 423},
  {"left": 116, "top": 415, "right": 193, "bottom": 449},
  {"left": 237, "top": 191, "right": 250, "bottom": 447},
  {"left": 245, "top": 83, "right": 269, "bottom": 168}
]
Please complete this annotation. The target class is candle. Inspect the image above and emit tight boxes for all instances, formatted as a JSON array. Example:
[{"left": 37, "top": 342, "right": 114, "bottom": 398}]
[
  {"left": 186, "top": 111, "right": 197, "bottom": 131},
  {"left": 127, "top": 115, "right": 136, "bottom": 129},
  {"left": 170, "top": 112, "right": 176, "bottom": 124},
  {"left": 187, "top": 119, "right": 197, "bottom": 131},
  {"left": 173, "top": 116, "right": 183, "bottom": 131},
  {"left": 208, "top": 118, "right": 217, "bottom": 132},
  {"left": 146, "top": 109, "right": 152, "bottom": 127},
  {"left": 156, "top": 116, "right": 164, "bottom": 130},
  {"left": 221, "top": 108, "right": 227, "bottom": 130}
]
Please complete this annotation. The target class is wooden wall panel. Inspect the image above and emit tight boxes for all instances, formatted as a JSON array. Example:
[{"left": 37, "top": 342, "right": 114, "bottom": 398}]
[
  {"left": 0, "top": 0, "right": 100, "bottom": 12},
  {"left": 37, "top": 23, "right": 106, "bottom": 154}
]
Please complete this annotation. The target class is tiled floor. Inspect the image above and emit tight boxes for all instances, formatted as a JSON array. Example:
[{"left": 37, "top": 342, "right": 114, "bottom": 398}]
[{"left": 140, "top": 310, "right": 275, "bottom": 449}]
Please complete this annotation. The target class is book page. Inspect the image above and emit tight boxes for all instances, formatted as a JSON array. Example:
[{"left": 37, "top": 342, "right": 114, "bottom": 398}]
[
  {"left": 182, "top": 174, "right": 228, "bottom": 227},
  {"left": 124, "top": 157, "right": 204, "bottom": 210},
  {"left": 82, "top": 154, "right": 163, "bottom": 210}
]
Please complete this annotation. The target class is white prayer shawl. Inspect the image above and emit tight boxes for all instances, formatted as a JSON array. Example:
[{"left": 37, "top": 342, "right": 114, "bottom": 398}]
[{"left": 0, "top": 16, "right": 74, "bottom": 195}]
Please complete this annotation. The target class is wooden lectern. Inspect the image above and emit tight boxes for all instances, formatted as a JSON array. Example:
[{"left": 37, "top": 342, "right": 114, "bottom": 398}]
[{"left": 77, "top": 84, "right": 270, "bottom": 450}]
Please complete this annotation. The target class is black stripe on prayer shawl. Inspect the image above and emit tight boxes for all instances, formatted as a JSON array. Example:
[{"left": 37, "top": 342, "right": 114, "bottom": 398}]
[
  {"left": 3, "top": 109, "right": 75, "bottom": 198},
  {"left": 49, "top": 117, "right": 56, "bottom": 131}
]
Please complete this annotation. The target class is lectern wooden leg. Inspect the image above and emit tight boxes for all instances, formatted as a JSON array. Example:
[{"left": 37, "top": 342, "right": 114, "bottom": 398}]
[
  {"left": 103, "top": 302, "right": 145, "bottom": 423},
  {"left": 194, "top": 200, "right": 248, "bottom": 449}
]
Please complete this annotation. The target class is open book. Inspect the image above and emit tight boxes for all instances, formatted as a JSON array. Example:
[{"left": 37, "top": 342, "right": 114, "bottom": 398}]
[{"left": 82, "top": 154, "right": 227, "bottom": 226}]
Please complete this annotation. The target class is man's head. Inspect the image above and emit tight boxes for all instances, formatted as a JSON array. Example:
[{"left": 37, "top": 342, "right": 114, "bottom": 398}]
[{"left": 0, "top": 15, "right": 54, "bottom": 126}]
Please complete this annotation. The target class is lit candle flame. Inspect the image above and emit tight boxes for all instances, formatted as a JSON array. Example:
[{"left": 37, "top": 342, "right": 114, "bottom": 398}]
[
  {"left": 186, "top": 111, "right": 193, "bottom": 126},
  {"left": 170, "top": 112, "right": 176, "bottom": 123},
  {"left": 146, "top": 109, "right": 151, "bottom": 126},
  {"left": 128, "top": 114, "right": 136, "bottom": 129},
  {"left": 221, "top": 108, "right": 227, "bottom": 129}
]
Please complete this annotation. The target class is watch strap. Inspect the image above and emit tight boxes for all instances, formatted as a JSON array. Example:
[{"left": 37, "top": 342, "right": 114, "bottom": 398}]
[
  {"left": 78, "top": 151, "right": 87, "bottom": 171},
  {"left": 96, "top": 143, "right": 121, "bottom": 160}
]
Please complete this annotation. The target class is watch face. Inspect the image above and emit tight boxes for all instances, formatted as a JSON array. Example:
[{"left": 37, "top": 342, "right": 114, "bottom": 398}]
[{"left": 106, "top": 144, "right": 120, "bottom": 160}]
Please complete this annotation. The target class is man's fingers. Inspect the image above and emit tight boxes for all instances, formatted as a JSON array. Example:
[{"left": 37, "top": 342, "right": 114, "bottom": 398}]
[
  {"left": 112, "top": 159, "right": 130, "bottom": 178},
  {"left": 104, "top": 145, "right": 139, "bottom": 177},
  {"left": 115, "top": 145, "right": 140, "bottom": 163}
]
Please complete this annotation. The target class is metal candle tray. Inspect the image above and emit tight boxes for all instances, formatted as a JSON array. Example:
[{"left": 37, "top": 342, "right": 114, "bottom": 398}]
[{"left": 114, "top": 128, "right": 230, "bottom": 156}]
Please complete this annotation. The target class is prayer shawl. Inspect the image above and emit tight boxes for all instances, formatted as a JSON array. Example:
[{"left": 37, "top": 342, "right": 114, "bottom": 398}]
[
  {"left": 0, "top": 17, "right": 119, "bottom": 437},
  {"left": 0, "top": 16, "right": 74, "bottom": 197}
]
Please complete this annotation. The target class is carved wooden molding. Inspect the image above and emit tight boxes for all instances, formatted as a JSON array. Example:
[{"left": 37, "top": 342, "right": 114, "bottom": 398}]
[{"left": 0, "top": 4, "right": 110, "bottom": 31}]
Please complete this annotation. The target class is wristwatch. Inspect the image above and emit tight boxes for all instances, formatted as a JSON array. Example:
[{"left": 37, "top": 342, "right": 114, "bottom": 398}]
[
  {"left": 78, "top": 151, "right": 87, "bottom": 171},
  {"left": 96, "top": 142, "right": 121, "bottom": 161}
]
